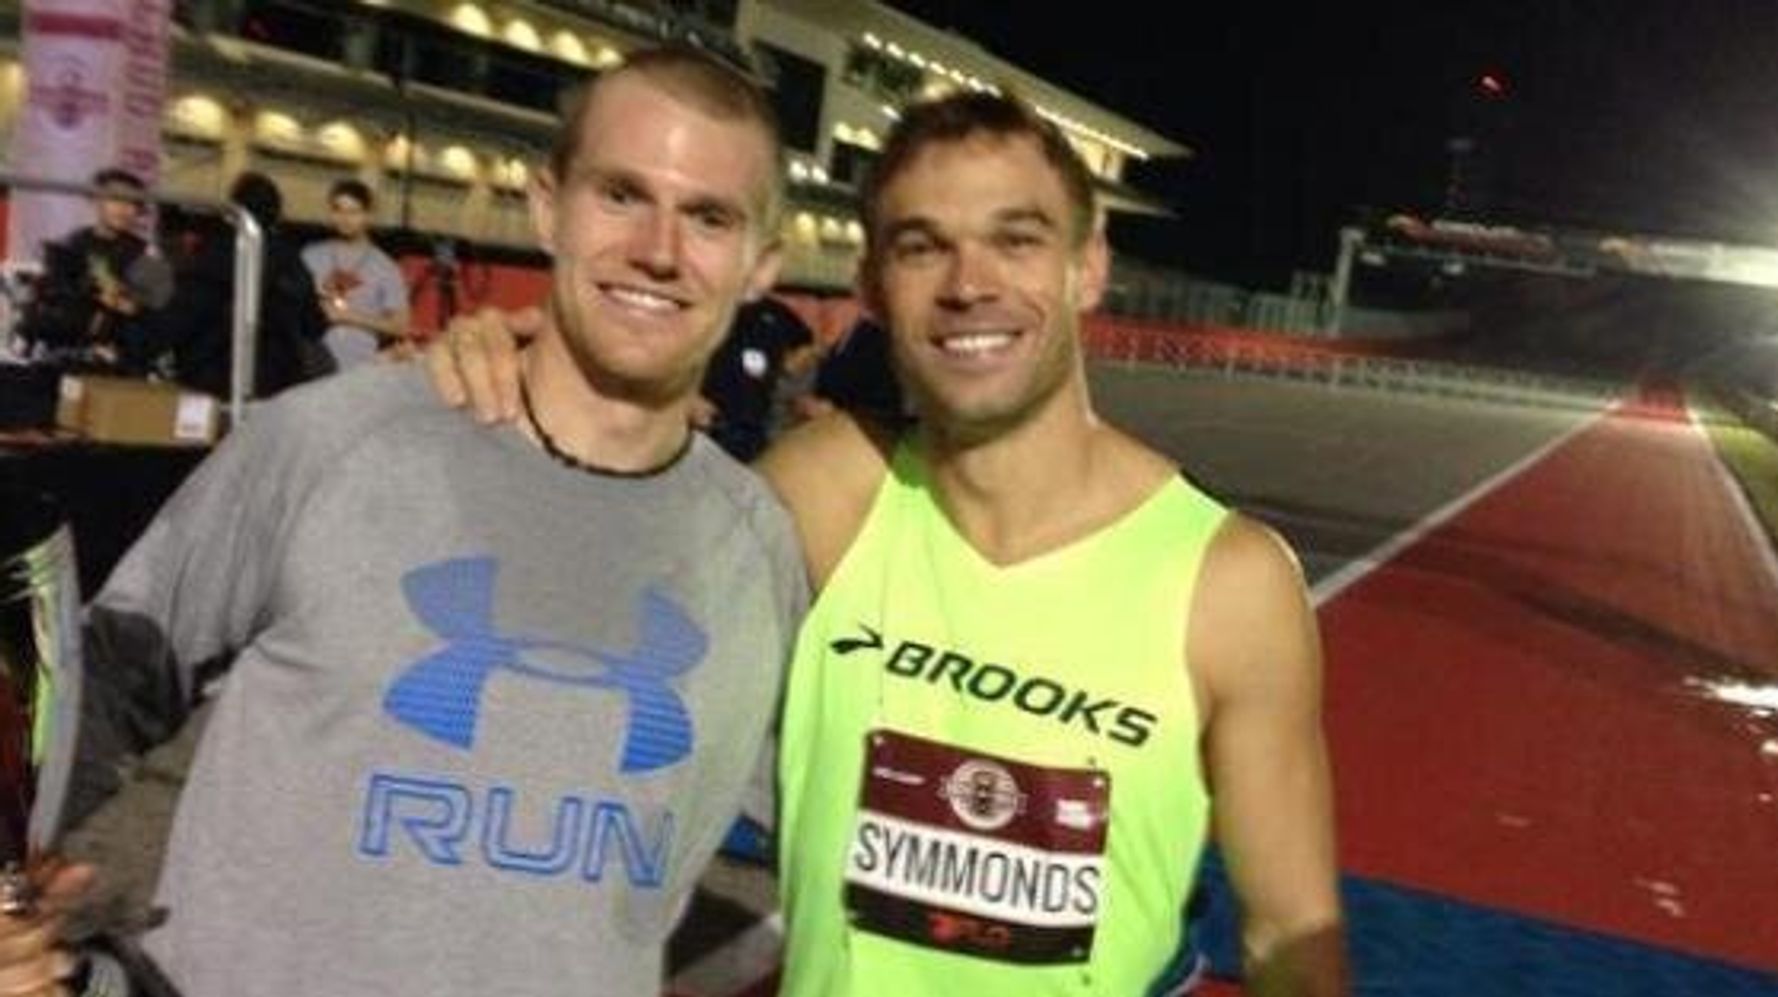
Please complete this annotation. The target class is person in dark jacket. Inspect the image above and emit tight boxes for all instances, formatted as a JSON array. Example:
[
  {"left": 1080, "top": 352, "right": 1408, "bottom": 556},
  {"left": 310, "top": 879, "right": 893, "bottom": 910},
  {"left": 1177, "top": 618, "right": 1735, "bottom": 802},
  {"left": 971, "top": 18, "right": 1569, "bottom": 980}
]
[
  {"left": 694, "top": 296, "right": 816, "bottom": 461},
  {"left": 18, "top": 168, "right": 171, "bottom": 370},
  {"left": 158, "top": 172, "right": 330, "bottom": 399}
]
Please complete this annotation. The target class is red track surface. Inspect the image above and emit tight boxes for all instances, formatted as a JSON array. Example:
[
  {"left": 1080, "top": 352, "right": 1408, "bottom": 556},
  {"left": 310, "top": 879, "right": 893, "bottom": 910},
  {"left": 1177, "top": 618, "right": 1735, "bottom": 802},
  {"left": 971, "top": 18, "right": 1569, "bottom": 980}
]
[{"left": 1319, "top": 388, "right": 1778, "bottom": 971}]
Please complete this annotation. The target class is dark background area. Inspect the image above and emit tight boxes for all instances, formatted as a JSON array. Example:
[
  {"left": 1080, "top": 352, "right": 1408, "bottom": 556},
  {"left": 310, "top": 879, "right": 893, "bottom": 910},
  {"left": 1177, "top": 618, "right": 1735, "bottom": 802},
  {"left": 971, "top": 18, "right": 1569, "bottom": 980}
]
[{"left": 888, "top": 0, "right": 1778, "bottom": 289}]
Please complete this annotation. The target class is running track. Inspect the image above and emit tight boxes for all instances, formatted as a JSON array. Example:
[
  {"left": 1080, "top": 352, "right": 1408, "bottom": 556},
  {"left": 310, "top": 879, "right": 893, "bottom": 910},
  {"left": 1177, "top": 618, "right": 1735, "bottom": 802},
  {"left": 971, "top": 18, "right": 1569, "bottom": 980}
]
[{"left": 1197, "top": 383, "right": 1778, "bottom": 993}]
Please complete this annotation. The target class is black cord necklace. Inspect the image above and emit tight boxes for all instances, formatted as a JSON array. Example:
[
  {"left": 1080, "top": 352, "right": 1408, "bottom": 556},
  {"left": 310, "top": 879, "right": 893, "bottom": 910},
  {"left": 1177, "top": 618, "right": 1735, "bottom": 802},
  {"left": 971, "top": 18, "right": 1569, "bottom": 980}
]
[{"left": 517, "top": 373, "right": 691, "bottom": 479}]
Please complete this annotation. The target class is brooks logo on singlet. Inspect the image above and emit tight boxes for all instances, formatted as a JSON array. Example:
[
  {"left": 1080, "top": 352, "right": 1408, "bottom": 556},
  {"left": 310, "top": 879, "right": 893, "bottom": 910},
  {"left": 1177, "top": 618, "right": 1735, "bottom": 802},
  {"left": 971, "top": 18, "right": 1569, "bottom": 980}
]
[{"left": 830, "top": 627, "right": 1157, "bottom": 747}]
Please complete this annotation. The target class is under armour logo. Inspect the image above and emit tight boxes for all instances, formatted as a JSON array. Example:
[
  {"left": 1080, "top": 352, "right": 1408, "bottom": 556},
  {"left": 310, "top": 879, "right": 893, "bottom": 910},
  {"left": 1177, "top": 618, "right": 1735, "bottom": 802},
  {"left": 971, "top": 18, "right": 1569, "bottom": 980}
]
[{"left": 383, "top": 558, "right": 706, "bottom": 773}]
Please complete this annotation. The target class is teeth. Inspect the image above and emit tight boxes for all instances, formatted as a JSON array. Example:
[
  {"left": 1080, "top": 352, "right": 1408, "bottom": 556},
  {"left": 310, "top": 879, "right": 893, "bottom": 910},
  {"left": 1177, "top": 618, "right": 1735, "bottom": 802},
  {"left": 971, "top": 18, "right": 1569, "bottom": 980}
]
[
  {"left": 939, "top": 332, "right": 1014, "bottom": 356},
  {"left": 605, "top": 285, "right": 681, "bottom": 312}
]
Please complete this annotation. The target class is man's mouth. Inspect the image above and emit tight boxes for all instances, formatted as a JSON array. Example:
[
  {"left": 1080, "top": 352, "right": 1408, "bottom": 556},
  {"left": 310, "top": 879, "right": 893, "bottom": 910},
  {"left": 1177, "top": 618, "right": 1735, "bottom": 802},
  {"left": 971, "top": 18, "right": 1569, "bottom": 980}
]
[
  {"left": 934, "top": 329, "right": 1019, "bottom": 358},
  {"left": 599, "top": 282, "right": 689, "bottom": 315}
]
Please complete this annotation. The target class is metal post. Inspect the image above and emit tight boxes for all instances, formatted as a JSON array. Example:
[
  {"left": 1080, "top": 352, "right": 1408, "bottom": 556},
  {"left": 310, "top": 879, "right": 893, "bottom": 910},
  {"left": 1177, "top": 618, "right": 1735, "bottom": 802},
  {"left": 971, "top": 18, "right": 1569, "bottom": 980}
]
[
  {"left": 1328, "top": 226, "right": 1364, "bottom": 336},
  {"left": 227, "top": 206, "right": 263, "bottom": 425}
]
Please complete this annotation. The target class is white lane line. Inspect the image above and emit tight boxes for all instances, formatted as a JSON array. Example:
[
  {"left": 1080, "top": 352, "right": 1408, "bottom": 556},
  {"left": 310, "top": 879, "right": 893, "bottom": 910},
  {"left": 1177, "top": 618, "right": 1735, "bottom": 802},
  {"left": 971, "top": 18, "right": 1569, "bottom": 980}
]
[
  {"left": 667, "top": 912, "right": 783, "bottom": 996},
  {"left": 1683, "top": 400, "right": 1778, "bottom": 591},
  {"left": 1310, "top": 402, "right": 1615, "bottom": 607}
]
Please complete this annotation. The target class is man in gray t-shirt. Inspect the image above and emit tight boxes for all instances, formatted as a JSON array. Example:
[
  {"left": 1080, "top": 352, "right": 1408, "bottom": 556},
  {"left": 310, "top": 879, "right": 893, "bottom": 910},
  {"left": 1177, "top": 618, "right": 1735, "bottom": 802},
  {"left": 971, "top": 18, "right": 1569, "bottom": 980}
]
[
  {"left": 301, "top": 179, "right": 410, "bottom": 370},
  {"left": 2, "top": 48, "right": 799, "bottom": 997}
]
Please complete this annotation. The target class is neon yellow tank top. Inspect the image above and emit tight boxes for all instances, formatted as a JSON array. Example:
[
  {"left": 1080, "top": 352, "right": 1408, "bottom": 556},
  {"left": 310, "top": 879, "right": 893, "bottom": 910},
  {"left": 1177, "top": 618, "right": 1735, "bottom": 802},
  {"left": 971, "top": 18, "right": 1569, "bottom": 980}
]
[{"left": 777, "top": 439, "right": 1227, "bottom": 996}]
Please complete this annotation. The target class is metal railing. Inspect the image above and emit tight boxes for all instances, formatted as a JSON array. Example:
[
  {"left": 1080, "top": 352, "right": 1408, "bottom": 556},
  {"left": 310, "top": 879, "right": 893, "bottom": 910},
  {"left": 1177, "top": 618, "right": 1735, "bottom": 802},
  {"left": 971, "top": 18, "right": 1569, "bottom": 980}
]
[
  {"left": 1087, "top": 329, "right": 1621, "bottom": 409},
  {"left": 0, "top": 173, "right": 263, "bottom": 425}
]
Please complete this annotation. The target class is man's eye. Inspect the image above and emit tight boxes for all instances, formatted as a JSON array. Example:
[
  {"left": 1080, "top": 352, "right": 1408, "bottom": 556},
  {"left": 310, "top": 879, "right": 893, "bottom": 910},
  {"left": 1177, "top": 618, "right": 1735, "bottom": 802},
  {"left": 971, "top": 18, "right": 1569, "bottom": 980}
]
[
  {"left": 892, "top": 238, "right": 940, "bottom": 261},
  {"left": 995, "top": 230, "right": 1044, "bottom": 252},
  {"left": 691, "top": 207, "right": 739, "bottom": 232},
  {"left": 599, "top": 184, "right": 639, "bottom": 207}
]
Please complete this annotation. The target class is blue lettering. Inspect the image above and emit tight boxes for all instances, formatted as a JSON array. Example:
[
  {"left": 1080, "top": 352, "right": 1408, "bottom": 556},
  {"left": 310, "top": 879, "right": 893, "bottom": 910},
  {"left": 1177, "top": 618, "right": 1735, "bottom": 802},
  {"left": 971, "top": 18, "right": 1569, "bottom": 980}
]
[
  {"left": 358, "top": 772, "right": 673, "bottom": 889},
  {"left": 584, "top": 803, "right": 673, "bottom": 887},
  {"left": 482, "top": 785, "right": 585, "bottom": 876},
  {"left": 359, "top": 774, "right": 470, "bottom": 864}
]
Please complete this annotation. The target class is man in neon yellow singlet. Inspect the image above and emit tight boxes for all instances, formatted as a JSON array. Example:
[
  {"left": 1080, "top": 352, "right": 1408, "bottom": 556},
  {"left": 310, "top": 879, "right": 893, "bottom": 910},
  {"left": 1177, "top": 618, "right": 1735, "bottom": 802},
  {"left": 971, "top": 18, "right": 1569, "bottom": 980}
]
[
  {"left": 756, "top": 94, "right": 1346, "bottom": 997},
  {"left": 425, "top": 92, "right": 1346, "bottom": 997}
]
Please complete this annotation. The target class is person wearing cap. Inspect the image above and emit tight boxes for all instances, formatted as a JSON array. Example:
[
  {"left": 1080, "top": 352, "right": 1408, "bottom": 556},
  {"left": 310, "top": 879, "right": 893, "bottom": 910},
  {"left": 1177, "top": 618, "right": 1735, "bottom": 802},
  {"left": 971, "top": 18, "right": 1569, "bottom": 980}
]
[{"left": 19, "top": 168, "right": 171, "bottom": 370}]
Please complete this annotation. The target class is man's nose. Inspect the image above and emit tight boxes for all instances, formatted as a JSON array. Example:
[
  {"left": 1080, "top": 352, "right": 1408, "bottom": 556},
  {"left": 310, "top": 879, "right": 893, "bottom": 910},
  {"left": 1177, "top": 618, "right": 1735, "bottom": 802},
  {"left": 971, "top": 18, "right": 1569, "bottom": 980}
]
[
  {"left": 629, "top": 208, "right": 682, "bottom": 278},
  {"left": 939, "top": 241, "right": 998, "bottom": 307}
]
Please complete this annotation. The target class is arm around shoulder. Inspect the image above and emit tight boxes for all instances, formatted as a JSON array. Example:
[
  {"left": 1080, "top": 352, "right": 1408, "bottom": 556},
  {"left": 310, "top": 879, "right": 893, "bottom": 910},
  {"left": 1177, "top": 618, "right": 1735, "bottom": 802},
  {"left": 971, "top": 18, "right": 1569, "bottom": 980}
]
[
  {"left": 753, "top": 411, "right": 894, "bottom": 588},
  {"left": 1190, "top": 514, "right": 1349, "bottom": 996}
]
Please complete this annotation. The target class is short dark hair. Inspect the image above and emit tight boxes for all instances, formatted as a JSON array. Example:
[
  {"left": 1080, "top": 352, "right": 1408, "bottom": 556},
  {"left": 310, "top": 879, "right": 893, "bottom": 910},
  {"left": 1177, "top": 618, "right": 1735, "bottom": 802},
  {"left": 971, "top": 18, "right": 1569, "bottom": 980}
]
[
  {"left": 862, "top": 92, "right": 1098, "bottom": 248},
  {"left": 549, "top": 45, "right": 784, "bottom": 231},
  {"left": 230, "top": 171, "right": 284, "bottom": 228},
  {"left": 327, "top": 179, "right": 374, "bottom": 210},
  {"left": 90, "top": 167, "right": 145, "bottom": 193}
]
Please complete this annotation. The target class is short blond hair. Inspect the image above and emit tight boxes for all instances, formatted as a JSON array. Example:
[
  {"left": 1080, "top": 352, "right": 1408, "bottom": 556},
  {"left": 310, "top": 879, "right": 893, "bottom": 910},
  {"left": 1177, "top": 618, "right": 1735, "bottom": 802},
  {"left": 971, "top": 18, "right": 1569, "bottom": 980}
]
[{"left": 550, "top": 46, "right": 785, "bottom": 233}]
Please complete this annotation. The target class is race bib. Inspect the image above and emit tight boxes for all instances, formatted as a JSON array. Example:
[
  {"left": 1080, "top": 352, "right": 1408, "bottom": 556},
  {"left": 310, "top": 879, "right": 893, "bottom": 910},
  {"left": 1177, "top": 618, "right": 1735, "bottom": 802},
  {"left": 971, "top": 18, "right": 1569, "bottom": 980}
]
[{"left": 844, "top": 729, "right": 1110, "bottom": 965}]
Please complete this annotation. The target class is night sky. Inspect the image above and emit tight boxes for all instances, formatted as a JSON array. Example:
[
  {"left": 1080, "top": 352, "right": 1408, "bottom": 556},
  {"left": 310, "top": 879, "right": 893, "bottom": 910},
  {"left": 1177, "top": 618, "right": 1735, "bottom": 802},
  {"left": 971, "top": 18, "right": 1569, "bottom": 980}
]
[{"left": 885, "top": 0, "right": 1778, "bottom": 289}]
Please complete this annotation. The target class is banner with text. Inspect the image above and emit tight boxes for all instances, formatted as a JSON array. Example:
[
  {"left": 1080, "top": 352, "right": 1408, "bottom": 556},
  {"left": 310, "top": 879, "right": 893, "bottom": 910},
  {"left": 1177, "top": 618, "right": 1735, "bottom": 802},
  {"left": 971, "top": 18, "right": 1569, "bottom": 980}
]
[{"left": 5, "top": 0, "right": 170, "bottom": 262}]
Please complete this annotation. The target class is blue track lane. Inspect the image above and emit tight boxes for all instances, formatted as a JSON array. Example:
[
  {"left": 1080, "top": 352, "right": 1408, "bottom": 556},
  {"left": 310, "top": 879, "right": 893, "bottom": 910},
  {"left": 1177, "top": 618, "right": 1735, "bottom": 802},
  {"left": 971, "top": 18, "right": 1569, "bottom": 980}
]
[{"left": 1195, "top": 852, "right": 1778, "bottom": 996}]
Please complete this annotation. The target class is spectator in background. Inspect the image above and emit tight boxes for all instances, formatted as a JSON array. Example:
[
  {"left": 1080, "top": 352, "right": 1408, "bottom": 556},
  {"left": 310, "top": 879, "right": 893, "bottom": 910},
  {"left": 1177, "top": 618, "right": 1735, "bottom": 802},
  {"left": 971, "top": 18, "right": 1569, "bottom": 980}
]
[
  {"left": 301, "top": 179, "right": 409, "bottom": 370},
  {"left": 17, "top": 168, "right": 172, "bottom": 370},
  {"left": 800, "top": 314, "right": 907, "bottom": 425},
  {"left": 158, "top": 172, "right": 331, "bottom": 399},
  {"left": 693, "top": 295, "right": 818, "bottom": 461}
]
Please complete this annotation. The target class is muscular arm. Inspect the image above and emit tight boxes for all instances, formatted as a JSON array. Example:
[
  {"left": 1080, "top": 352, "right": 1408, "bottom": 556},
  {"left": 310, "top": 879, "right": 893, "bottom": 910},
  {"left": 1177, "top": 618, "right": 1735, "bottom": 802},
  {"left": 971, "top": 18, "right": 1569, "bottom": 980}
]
[
  {"left": 1191, "top": 515, "right": 1348, "bottom": 996},
  {"left": 753, "top": 411, "right": 893, "bottom": 587}
]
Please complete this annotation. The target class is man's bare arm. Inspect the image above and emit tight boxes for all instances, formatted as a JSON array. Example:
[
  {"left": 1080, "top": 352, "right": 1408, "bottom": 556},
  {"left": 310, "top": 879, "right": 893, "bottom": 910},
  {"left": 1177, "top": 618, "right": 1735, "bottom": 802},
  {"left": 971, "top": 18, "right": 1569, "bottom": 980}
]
[
  {"left": 753, "top": 412, "right": 892, "bottom": 587},
  {"left": 1191, "top": 515, "right": 1348, "bottom": 997}
]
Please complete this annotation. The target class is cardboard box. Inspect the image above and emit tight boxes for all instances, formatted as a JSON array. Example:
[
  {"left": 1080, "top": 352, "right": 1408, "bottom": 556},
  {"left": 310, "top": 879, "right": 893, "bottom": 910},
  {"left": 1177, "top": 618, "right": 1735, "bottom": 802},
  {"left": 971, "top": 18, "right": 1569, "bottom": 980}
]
[{"left": 56, "top": 375, "right": 220, "bottom": 447}]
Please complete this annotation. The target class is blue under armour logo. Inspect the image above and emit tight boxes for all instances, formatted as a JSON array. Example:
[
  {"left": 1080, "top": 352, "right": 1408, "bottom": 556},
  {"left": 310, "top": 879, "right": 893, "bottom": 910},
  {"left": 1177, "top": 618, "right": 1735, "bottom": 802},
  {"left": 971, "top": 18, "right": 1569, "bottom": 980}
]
[{"left": 382, "top": 558, "right": 706, "bottom": 773}]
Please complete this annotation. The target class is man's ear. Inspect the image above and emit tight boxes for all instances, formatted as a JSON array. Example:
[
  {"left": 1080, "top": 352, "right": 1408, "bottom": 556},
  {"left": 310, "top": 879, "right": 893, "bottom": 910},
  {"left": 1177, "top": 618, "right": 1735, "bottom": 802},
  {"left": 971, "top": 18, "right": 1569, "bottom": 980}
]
[
  {"left": 528, "top": 169, "right": 559, "bottom": 256},
  {"left": 854, "top": 249, "right": 886, "bottom": 323},
  {"left": 742, "top": 238, "right": 784, "bottom": 303},
  {"left": 1076, "top": 220, "right": 1111, "bottom": 313}
]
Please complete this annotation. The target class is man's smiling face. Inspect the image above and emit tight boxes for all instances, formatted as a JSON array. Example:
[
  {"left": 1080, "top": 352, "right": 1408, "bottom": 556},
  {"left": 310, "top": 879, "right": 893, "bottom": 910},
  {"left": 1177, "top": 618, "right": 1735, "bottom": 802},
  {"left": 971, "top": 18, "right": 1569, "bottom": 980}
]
[
  {"left": 865, "top": 132, "right": 1107, "bottom": 438},
  {"left": 530, "top": 72, "right": 782, "bottom": 404}
]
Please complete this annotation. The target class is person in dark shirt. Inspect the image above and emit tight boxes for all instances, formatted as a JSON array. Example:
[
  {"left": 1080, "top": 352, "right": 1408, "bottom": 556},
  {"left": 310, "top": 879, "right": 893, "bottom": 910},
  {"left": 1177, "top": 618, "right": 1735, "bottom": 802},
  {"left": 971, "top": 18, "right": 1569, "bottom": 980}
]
[
  {"left": 694, "top": 295, "right": 816, "bottom": 461},
  {"left": 156, "top": 172, "right": 330, "bottom": 399},
  {"left": 19, "top": 168, "right": 170, "bottom": 369},
  {"left": 804, "top": 315, "right": 907, "bottom": 425}
]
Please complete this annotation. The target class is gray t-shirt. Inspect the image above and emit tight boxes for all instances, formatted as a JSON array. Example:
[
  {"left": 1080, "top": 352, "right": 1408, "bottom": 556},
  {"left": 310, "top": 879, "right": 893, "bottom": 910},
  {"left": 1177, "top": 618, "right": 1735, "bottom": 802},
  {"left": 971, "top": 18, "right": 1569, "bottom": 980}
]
[
  {"left": 82, "top": 364, "right": 806, "bottom": 997},
  {"left": 301, "top": 238, "right": 407, "bottom": 369}
]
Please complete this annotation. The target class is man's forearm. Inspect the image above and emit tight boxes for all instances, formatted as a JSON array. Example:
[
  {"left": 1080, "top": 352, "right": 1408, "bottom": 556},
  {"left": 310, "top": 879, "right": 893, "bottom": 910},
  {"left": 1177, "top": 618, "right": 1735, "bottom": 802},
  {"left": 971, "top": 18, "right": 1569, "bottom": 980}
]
[{"left": 1244, "top": 923, "right": 1350, "bottom": 997}]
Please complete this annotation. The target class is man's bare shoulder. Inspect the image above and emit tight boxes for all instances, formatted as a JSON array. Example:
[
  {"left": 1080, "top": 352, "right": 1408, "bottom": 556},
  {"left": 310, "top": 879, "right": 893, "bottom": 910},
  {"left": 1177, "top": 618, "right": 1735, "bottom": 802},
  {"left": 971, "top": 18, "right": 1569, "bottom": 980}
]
[
  {"left": 756, "top": 412, "right": 899, "bottom": 585},
  {"left": 1190, "top": 512, "right": 1320, "bottom": 701},
  {"left": 1203, "top": 514, "right": 1307, "bottom": 598},
  {"left": 756, "top": 410, "right": 895, "bottom": 498}
]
